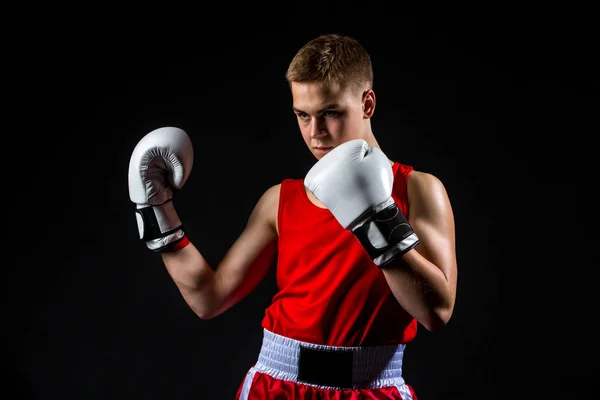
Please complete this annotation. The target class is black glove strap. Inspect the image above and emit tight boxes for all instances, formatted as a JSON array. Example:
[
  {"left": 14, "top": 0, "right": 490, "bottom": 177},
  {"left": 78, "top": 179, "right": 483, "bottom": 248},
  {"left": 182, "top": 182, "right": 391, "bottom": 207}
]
[
  {"left": 136, "top": 206, "right": 182, "bottom": 241},
  {"left": 352, "top": 203, "right": 419, "bottom": 266}
]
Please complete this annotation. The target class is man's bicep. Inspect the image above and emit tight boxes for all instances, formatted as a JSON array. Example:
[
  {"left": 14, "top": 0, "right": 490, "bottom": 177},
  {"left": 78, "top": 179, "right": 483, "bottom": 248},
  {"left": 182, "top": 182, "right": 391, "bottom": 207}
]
[
  {"left": 213, "top": 184, "right": 280, "bottom": 307},
  {"left": 409, "top": 173, "right": 457, "bottom": 279}
]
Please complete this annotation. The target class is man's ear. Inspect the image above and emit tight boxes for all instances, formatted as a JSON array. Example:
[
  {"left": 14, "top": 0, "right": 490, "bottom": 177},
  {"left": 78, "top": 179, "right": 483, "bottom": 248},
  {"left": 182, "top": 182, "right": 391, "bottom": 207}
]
[{"left": 363, "top": 89, "right": 376, "bottom": 118}]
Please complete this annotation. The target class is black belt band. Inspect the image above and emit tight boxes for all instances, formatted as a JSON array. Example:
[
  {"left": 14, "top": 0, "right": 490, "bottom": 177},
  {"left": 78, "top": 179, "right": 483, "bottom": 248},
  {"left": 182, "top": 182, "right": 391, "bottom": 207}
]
[{"left": 297, "top": 345, "right": 354, "bottom": 388}]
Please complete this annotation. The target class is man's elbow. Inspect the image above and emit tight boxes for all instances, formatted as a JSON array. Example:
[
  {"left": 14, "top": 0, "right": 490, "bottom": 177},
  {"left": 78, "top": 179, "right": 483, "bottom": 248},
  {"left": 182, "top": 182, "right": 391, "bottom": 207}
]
[
  {"left": 189, "top": 300, "right": 228, "bottom": 320},
  {"left": 189, "top": 296, "right": 231, "bottom": 320},
  {"left": 194, "top": 309, "right": 215, "bottom": 320},
  {"left": 183, "top": 295, "right": 220, "bottom": 320},
  {"left": 419, "top": 306, "right": 454, "bottom": 332}
]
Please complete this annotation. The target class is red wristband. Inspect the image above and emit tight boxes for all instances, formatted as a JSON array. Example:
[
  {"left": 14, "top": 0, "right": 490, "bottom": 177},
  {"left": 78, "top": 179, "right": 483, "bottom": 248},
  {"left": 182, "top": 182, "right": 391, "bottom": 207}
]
[{"left": 162, "top": 235, "right": 191, "bottom": 253}]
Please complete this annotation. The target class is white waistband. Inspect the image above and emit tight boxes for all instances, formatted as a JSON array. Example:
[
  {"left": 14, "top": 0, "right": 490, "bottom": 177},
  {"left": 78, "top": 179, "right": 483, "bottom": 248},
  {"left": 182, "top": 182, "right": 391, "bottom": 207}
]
[{"left": 253, "top": 328, "right": 406, "bottom": 389}]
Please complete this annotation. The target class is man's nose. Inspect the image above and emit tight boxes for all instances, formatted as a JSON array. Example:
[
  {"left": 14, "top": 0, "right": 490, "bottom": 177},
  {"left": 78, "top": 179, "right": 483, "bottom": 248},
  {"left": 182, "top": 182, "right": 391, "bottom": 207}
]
[{"left": 310, "top": 118, "right": 327, "bottom": 138}]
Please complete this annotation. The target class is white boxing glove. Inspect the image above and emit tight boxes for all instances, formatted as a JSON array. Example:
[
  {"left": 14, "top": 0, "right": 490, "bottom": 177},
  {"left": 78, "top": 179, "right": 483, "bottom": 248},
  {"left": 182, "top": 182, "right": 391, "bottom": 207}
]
[
  {"left": 128, "top": 127, "right": 193, "bottom": 252},
  {"left": 304, "top": 139, "right": 419, "bottom": 267}
]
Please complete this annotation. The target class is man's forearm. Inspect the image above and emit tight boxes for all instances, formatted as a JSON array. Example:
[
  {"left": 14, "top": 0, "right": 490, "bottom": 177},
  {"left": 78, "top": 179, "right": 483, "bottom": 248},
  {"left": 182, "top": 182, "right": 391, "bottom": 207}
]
[
  {"left": 381, "top": 249, "right": 455, "bottom": 331},
  {"left": 161, "top": 242, "right": 219, "bottom": 319}
]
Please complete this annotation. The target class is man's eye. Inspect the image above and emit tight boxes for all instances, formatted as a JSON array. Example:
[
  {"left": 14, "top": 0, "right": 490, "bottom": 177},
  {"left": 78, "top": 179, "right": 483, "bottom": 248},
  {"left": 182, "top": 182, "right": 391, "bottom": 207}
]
[
  {"left": 297, "top": 112, "right": 309, "bottom": 120},
  {"left": 324, "top": 110, "right": 339, "bottom": 117}
]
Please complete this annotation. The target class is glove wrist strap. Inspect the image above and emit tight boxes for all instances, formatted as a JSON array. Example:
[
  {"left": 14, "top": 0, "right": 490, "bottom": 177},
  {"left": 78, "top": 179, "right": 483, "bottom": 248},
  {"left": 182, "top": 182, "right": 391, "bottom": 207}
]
[
  {"left": 135, "top": 200, "right": 182, "bottom": 241},
  {"left": 146, "top": 230, "right": 187, "bottom": 252},
  {"left": 350, "top": 199, "right": 420, "bottom": 267}
]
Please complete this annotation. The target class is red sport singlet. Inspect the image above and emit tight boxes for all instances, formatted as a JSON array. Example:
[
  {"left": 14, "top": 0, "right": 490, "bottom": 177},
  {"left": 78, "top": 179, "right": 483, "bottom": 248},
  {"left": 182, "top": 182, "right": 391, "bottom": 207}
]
[{"left": 261, "top": 162, "right": 418, "bottom": 347}]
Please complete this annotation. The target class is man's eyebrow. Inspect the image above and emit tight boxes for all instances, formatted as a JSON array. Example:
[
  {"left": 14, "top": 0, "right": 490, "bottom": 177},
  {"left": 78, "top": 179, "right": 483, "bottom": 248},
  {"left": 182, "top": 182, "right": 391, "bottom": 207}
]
[{"left": 293, "top": 104, "right": 340, "bottom": 114}]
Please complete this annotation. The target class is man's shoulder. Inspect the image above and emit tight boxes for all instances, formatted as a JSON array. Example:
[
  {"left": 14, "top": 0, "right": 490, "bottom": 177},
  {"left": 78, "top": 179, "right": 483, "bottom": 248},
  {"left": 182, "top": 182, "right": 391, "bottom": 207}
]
[
  {"left": 261, "top": 183, "right": 282, "bottom": 200},
  {"left": 407, "top": 170, "right": 442, "bottom": 184},
  {"left": 406, "top": 169, "right": 447, "bottom": 201}
]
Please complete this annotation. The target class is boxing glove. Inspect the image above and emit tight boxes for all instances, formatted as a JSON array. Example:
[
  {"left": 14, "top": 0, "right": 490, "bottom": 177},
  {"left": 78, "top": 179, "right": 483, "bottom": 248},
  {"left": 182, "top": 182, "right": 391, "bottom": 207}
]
[
  {"left": 304, "top": 139, "right": 419, "bottom": 267},
  {"left": 128, "top": 127, "right": 194, "bottom": 252}
]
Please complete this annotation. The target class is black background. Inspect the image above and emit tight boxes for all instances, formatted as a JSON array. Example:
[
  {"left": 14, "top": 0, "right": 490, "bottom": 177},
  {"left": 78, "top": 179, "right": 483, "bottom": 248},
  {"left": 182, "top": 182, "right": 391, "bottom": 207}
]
[{"left": 7, "top": 5, "right": 598, "bottom": 400}]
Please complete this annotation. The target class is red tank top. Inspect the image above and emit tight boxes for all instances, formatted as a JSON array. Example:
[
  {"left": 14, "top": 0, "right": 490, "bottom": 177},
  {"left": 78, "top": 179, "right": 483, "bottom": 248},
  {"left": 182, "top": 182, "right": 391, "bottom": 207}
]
[{"left": 261, "top": 162, "right": 418, "bottom": 347}]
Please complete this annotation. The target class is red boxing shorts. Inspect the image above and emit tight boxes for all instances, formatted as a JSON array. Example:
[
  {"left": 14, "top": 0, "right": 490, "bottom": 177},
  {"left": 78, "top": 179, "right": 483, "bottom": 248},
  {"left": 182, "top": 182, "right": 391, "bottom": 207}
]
[{"left": 235, "top": 329, "right": 417, "bottom": 399}]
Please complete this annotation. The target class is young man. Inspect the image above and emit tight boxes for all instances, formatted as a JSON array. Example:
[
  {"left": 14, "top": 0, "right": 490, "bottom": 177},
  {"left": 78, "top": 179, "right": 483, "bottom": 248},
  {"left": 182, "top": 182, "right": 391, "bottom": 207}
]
[{"left": 128, "top": 34, "right": 457, "bottom": 399}]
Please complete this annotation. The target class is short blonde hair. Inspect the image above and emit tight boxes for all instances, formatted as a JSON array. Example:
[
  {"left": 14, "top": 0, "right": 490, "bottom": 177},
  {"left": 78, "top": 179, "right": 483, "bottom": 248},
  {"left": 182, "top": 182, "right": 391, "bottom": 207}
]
[{"left": 285, "top": 33, "right": 373, "bottom": 92}]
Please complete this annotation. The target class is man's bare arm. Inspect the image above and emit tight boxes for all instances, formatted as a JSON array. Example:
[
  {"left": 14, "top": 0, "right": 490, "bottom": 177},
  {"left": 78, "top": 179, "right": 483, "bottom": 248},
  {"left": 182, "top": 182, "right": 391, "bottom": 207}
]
[
  {"left": 382, "top": 171, "right": 458, "bottom": 331},
  {"left": 160, "top": 184, "right": 280, "bottom": 319}
]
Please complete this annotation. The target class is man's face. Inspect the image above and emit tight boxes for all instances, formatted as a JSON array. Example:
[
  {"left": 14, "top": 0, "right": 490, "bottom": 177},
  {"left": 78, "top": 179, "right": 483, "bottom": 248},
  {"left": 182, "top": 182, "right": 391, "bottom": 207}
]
[{"left": 290, "top": 81, "right": 372, "bottom": 160}]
